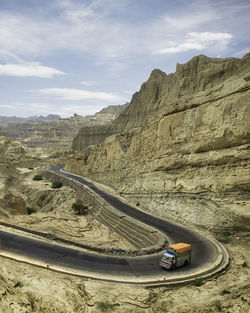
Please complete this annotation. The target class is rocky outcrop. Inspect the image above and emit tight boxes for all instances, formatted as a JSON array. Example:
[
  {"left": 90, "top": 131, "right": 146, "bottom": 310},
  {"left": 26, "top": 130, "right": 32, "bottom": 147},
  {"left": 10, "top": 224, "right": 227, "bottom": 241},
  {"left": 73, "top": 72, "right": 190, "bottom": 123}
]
[
  {"left": 0, "top": 104, "right": 127, "bottom": 150},
  {"left": 113, "top": 53, "right": 249, "bottom": 132},
  {"left": 2, "top": 193, "right": 28, "bottom": 214},
  {"left": 0, "top": 136, "right": 24, "bottom": 217},
  {"left": 0, "top": 136, "right": 25, "bottom": 157},
  {"left": 66, "top": 53, "right": 250, "bottom": 230},
  {"left": 0, "top": 136, "right": 23, "bottom": 188},
  {"left": 72, "top": 124, "right": 112, "bottom": 151},
  {"left": 72, "top": 103, "right": 129, "bottom": 150},
  {"left": 72, "top": 54, "right": 250, "bottom": 151},
  {"left": 95, "top": 102, "right": 129, "bottom": 116}
]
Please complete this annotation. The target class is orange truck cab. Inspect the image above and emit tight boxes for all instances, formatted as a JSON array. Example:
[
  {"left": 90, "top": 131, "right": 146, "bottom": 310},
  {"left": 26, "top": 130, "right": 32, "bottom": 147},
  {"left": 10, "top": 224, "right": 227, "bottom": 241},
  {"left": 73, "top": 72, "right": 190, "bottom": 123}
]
[{"left": 160, "top": 243, "right": 192, "bottom": 270}]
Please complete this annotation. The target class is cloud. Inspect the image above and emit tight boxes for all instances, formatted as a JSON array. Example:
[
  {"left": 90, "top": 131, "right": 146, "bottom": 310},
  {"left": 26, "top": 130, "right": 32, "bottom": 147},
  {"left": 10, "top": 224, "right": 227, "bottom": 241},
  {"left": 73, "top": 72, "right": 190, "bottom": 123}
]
[
  {"left": 163, "top": 11, "right": 216, "bottom": 30},
  {"left": 0, "top": 2, "right": 131, "bottom": 62},
  {"left": 189, "top": 32, "right": 233, "bottom": 42},
  {"left": 39, "top": 88, "right": 127, "bottom": 102},
  {"left": 156, "top": 32, "right": 233, "bottom": 54},
  {"left": 0, "top": 0, "right": 248, "bottom": 67},
  {"left": 0, "top": 49, "right": 24, "bottom": 63},
  {"left": 0, "top": 62, "right": 65, "bottom": 78},
  {"left": 0, "top": 104, "right": 15, "bottom": 109},
  {"left": 0, "top": 102, "right": 56, "bottom": 117},
  {"left": 81, "top": 81, "right": 96, "bottom": 86}
]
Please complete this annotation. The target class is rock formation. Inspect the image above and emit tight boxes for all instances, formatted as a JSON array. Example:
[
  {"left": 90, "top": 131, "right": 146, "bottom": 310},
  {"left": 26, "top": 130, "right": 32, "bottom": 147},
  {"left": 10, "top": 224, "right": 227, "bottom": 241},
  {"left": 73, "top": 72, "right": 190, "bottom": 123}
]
[
  {"left": 0, "top": 114, "right": 61, "bottom": 125},
  {"left": 0, "top": 136, "right": 25, "bottom": 215},
  {"left": 95, "top": 102, "right": 129, "bottom": 115},
  {"left": 72, "top": 124, "right": 112, "bottom": 150},
  {"left": 71, "top": 103, "right": 129, "bottom": 150},
  {"left": 66, "top": 53, "right": 250, "bottom": 230},
  {"left": 0, "top": 103, "right": 128, "bottom": 150}
]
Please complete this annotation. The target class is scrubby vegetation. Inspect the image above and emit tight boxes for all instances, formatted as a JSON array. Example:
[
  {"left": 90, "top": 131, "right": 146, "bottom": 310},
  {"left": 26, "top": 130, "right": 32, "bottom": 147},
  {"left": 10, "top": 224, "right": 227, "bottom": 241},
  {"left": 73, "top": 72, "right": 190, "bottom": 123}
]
[
  {"left": 194, "top": 278, "right": 204, "bottom": 287},
  {"left": 27, "top": 207, "right": 37, "bottom": 215},
  {"left": 32, "top": 175, "right": 43, "bottom": 181},
  {"left": 96, "top": 300, "right": 120, "bottom": 312},
  {"left": 72, "top": 199, "right": 88, "bottom": 215},
  {"left": 51, "top": 180, "right": 63, "bottom": 189},
  {"left": 14, "top": 281, "right": 23, "bottom": 288},
  {"left": 216, "top": 232, "right": 232, "bottom": 244},
  {"left": 9, "top": 209, "right": 19, "bottom": 215}
]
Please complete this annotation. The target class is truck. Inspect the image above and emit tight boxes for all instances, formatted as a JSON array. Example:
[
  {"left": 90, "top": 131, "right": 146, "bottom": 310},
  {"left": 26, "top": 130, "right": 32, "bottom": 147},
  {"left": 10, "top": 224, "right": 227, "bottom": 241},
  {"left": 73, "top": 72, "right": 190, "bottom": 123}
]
[{"left": 160, "top": 243, "right": 192, "bottom": 270}]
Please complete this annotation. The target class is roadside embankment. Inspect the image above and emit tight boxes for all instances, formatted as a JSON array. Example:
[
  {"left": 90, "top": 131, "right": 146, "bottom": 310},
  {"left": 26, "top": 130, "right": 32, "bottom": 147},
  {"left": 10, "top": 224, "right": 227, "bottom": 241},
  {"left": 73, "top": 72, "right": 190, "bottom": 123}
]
[{"left": 43, "top": 169, "right": 167, "bottom": 256}]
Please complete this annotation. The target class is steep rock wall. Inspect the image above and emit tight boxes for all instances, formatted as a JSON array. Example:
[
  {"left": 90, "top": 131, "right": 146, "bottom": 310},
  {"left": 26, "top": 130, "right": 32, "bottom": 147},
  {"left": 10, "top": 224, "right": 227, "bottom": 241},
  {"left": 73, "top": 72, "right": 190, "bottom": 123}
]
[
  {"left": 66, "top": 53, "right": 250, "bottom": 230},
  {"left": 0, "top": 106, "right": 126, "bottom": 150},
  {"left": 72, "top": 124, "right": 112, "bottom": 151},
  {"left": 72, "top": 53, "right": 250, "bottom": 151}
]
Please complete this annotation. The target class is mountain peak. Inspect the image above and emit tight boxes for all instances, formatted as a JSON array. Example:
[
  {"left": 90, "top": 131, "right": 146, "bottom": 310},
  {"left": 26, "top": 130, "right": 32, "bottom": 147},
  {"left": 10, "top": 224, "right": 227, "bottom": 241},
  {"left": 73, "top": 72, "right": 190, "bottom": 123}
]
[{"left": 148, "top": 69, "right": 167, "bottom": 81}]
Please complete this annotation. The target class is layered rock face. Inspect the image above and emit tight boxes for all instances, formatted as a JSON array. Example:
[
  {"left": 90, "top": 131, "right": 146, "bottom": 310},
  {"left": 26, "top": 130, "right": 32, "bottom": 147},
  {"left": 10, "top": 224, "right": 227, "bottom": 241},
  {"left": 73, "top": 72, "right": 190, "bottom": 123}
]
[
  {"left": 72, "top": 124, "right": 112, "bottom": 150},
  {"left": 72, "top": 104, "right": 129, "bottom": 150},
  {"left": 0, "top": 136, "right": 25, "bottom": 215},
  {"left": 72, "top": 54, "right": 250, "bottom": 150},
  {"left": 0, "top": 104, "right": 127, "bottom": 150},
  {"left": 113, "top": 53, "right": 249, "bottom": 132},
  {"left": 66, "top": 53, "right": 250, "bottom": 230}
]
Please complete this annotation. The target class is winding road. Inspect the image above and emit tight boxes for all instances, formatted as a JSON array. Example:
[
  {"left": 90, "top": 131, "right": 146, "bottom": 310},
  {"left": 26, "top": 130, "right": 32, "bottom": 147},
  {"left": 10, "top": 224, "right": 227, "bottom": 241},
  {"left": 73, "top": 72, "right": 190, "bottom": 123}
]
[{"left": 0, "top": 167, "right": 228, "bottom": 285}]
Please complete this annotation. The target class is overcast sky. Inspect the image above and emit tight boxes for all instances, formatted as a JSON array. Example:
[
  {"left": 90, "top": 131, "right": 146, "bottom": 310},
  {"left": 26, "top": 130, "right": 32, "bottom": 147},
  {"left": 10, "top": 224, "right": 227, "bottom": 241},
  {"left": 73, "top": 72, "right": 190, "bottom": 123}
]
[{"left": 0, "top": 0, "right": 249, "bottom": 117}]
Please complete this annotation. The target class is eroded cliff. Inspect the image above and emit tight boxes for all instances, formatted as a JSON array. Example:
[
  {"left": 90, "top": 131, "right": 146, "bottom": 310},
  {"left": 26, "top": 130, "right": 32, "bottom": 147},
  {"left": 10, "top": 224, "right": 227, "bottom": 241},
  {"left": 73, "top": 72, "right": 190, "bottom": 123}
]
[
  {"left": 66, "top": 53, "right": 250, "bottom": 230},
  {"left": 0, "top": 104, "right": 127, "bottom": 151}
]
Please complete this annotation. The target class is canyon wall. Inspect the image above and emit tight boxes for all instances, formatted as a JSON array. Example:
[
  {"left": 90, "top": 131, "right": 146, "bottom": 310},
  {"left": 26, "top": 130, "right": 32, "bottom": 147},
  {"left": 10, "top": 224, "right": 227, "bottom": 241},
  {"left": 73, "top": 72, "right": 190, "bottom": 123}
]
[
  {"left": 0, "top": 104, "right": 127, "bottom": 150},
  {"left": 66, "top": 53, "right": 250, "bottom": 230},
  {"left": 72, "top": 124, "right": 113, "bottom": 151}
]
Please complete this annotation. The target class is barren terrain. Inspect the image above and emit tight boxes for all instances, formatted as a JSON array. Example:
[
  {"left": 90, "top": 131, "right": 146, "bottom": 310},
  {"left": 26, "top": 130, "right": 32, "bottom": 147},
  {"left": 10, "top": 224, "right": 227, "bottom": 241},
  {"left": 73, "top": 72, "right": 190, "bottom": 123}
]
[
  {"left": 0, "top": 136, "right": 133, "bottom": 251},
  {"left": 0, "top": 233, "right": 249, "bottom": 313},
  {"left": 0, "top": 136, "right": 249, "bottom": 313},
  {"left": 0, "top": 53, "right": 249, "bottom": 312}
]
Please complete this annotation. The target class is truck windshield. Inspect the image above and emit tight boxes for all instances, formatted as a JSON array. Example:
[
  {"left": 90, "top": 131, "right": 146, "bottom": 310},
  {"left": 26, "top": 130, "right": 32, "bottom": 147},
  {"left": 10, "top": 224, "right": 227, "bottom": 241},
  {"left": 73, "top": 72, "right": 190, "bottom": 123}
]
[{"left": 162, "top": 255, "right": 173, "bottom": 264}]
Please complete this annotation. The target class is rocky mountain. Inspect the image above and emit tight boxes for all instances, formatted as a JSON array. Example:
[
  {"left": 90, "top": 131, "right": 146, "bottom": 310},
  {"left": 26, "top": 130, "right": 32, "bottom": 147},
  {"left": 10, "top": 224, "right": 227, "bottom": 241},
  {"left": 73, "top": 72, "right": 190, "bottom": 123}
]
[
  {"left": 95, "top": 102, "right": 129, "bottom": 115},
  {"left": 66, "top": 53, "right": 250, "bottom": 231},
  {"left": 72, "top": 54, "right": 250, "bottom": 150},
  {"left": 72, "top": 103, "right": 129, "bottom": 150},
  {"left": 0, "top": 114, "right": 61, "bottom": 125},
  {"left": 0, "top": 104, "right": 127, "bottom": 150}
]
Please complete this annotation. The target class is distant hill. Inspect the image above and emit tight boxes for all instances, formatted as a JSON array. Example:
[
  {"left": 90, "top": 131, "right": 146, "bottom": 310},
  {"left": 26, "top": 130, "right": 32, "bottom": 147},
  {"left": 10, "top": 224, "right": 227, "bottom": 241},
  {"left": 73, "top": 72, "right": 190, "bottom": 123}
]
[
  {"left": 0, "top": 114, "right": 61, "bottom": 124},
  {"left": 0, "top": 103, "right": 128, "bottom": 150}
]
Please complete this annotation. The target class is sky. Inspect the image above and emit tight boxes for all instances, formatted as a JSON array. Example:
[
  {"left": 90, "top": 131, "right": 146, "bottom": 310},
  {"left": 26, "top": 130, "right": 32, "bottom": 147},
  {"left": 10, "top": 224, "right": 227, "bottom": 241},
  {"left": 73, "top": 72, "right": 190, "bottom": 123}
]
[{"left": 0, "top": 0, "right": 249, "bottom": 118}]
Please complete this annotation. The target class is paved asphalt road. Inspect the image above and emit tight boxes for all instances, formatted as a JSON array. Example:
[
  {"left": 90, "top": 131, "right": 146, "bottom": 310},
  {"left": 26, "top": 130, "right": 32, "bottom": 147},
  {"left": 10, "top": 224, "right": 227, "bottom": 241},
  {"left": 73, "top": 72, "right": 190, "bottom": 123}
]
[{"left": 0, "top": 167, "right": 218, "bottom": 279}]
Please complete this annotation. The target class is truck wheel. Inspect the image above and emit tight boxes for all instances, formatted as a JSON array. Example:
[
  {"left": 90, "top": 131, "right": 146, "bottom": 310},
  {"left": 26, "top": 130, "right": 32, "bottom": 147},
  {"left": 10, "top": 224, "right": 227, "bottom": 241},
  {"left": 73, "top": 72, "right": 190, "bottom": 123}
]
[
  {"left": 171, "top": 265, "right": 176, "bottom": 270},
  {"left": 184, "top": 260, "right": 189, "bottom": 265}
]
